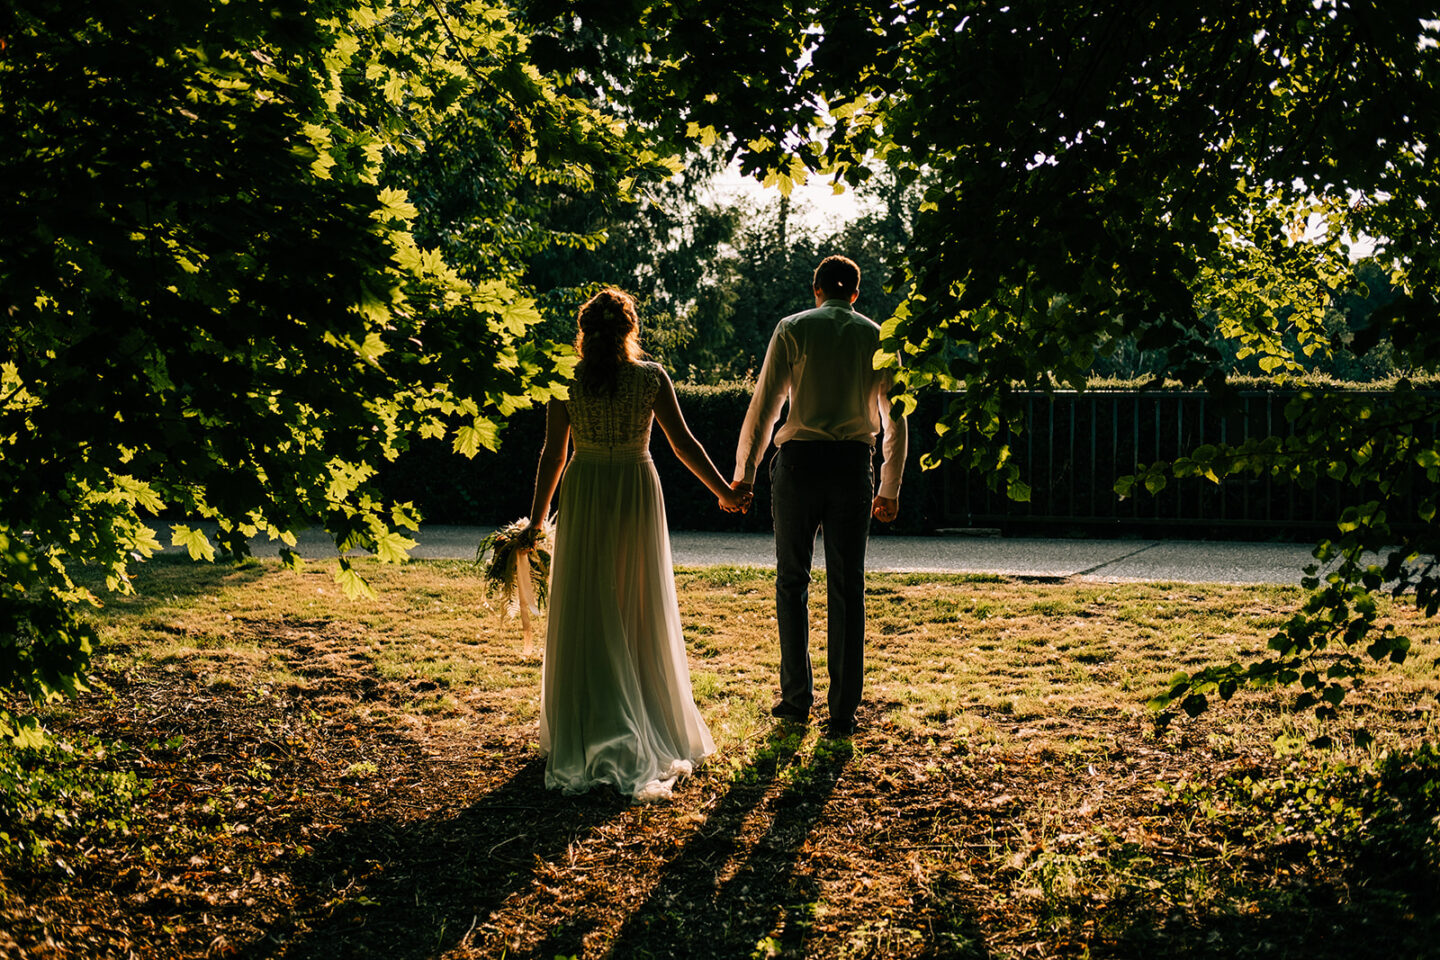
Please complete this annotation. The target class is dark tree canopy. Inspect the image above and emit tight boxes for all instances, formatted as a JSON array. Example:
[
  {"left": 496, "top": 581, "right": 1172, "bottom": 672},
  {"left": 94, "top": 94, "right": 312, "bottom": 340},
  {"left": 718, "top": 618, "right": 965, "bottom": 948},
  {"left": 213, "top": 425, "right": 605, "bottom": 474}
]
[{"left": 527, "top": 0, "right": 1440, "bottom": 725}]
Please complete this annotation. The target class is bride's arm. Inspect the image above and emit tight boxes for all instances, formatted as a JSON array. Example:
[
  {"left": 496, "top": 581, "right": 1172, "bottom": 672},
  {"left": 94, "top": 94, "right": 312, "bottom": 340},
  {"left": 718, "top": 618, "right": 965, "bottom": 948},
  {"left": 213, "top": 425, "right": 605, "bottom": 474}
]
[
  {"left": 526, "top": 399, "right": 571, "bottom": 526},
  {"left": 652, "top": 370, "right": 748, "bottom": 511}
]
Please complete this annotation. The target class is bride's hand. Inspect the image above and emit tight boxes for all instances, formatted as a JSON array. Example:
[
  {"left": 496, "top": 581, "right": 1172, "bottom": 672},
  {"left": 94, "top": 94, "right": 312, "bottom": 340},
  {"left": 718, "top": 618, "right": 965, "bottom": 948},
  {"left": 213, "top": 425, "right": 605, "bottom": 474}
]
[{"left": 719, "top": 481, "right": 752, "bottom": 514}]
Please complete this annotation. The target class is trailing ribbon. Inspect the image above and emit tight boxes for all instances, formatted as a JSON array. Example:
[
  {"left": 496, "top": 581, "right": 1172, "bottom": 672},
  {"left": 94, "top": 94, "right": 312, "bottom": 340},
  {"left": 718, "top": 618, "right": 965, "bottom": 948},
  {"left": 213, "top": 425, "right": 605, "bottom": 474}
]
[
  {"left": 515, "top": 546, "right": 537, "bottom": 656},
  {"left": 478, "top": 516, "right": 550, "bottom": 657}
]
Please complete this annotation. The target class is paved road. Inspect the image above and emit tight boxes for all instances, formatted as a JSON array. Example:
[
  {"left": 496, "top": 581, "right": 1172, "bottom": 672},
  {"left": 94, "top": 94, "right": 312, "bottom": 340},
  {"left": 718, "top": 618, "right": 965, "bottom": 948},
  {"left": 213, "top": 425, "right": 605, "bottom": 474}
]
[
  {"left": 673, "top": 531, "right": 1323, "bottom": 584},
  {"left": 193, "top": 524, "right": 1326, "bottom": 585}
]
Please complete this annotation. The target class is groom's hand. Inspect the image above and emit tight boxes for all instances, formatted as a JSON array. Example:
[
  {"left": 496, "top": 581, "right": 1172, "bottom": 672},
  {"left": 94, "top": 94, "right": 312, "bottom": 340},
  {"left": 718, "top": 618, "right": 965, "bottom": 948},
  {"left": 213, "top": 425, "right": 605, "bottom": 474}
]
[
  {"left": 872, "top": 495, "right": 899, "bottom": 523},
  {"left": 725, "top": 480, "right": 753, "bottom": 514}
]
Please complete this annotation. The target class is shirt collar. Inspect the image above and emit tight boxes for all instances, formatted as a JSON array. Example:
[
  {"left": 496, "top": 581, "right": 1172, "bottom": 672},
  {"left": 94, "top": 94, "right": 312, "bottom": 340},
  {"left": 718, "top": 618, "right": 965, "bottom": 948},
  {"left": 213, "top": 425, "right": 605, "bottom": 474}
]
[{"left": 820, "top": 297, "right": 855, "bottom": 311}]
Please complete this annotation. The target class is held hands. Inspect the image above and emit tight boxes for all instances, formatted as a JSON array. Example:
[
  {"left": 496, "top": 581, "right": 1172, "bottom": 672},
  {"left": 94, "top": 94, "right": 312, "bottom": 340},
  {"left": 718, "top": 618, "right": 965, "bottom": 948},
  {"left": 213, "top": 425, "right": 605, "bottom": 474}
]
[
  {"left": 872, "top": 495, "right": 899, "bottom": 523},
  {"left": 720, "top": 480, "right": 753, "bottom": 514}
]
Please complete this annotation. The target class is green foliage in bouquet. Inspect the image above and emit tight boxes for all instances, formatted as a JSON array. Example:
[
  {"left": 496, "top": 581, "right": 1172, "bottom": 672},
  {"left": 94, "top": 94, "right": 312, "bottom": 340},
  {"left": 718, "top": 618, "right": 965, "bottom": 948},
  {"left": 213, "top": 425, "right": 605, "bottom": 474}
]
[{"left": 476, "top": 518, "right": 552, "bottom": 615}]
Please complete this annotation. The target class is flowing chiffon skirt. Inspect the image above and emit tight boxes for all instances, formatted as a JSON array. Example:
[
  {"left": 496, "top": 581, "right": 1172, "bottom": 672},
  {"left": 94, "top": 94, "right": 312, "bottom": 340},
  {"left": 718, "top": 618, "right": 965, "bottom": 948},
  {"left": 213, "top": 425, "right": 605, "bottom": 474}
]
[{"left": 539, "top": 441, "right": 715, "bottom": 801}]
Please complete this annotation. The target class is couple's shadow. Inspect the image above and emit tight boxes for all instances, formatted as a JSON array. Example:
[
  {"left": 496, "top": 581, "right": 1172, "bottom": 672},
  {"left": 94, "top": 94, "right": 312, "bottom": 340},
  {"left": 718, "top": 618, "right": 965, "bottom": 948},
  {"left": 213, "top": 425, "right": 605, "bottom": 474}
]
[
  {"left": 243, "top": 725, "right": 854, "bottom": 960},
  {"left": 534, "top": 723, "right": 853, "bottom": 959}
]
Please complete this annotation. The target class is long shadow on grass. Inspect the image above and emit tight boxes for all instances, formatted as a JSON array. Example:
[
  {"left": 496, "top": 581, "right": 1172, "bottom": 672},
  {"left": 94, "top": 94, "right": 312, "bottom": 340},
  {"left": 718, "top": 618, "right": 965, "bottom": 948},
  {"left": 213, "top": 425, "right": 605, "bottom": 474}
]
[
  {"left": 527, "top": 724, "right": 870, "bottom": 960},
  {"left": 239, "top": 755, "right": 627, "bottom": 960}
]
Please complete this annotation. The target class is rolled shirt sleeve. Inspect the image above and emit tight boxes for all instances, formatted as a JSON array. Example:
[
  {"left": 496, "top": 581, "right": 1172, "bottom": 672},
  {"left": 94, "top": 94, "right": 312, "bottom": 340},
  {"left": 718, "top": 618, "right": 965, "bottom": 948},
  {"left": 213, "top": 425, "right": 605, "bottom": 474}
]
[
  {"left": 875, "top": 376, "right": 908, "bottom": 500},
  {"left": 733, "top": 323, "right": 792, "bottom": 486}
]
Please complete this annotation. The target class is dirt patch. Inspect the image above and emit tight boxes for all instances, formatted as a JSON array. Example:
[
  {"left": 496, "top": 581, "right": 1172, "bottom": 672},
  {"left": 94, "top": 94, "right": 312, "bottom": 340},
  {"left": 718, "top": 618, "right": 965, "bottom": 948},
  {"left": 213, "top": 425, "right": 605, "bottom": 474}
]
[{"left": 3, "top": 664, "right": 1435, "bottom": 959}]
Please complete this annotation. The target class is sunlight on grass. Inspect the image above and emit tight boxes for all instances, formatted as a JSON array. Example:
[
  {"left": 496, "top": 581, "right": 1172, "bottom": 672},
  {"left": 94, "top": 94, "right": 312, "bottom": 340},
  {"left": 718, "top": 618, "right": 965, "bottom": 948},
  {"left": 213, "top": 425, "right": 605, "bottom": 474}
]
[
  {"left": 81, "top": 555, "right": 1440, "bottom": 760},
  {"left": 37, "top": 554, "right": 1440, "bottom": 959}
]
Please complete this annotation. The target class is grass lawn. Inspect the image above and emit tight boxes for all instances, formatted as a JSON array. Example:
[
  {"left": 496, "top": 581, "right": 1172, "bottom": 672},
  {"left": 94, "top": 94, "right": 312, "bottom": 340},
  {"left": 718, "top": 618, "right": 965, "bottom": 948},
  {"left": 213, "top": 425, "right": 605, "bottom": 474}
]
[{"left": 2, "top": 554, "right": 1438, "bottom": 959}]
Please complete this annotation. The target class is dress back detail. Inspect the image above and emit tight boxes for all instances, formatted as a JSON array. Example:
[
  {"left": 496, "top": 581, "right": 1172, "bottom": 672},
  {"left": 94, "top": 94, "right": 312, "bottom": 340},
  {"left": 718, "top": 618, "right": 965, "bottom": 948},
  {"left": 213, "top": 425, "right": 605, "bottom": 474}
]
[
  {"left": 566, "top": 360, "right": 662, "bottom": 451},
  {"left": 542, "top": 357, "right": 715, "bottom": 800}
]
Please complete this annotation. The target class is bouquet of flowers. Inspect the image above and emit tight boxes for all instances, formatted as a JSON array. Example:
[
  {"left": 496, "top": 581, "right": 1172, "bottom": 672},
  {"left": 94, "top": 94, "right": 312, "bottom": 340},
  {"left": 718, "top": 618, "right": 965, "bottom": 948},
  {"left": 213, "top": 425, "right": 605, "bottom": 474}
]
[{"left": 476, "top": 517, "right": 553, "bottom": 655}]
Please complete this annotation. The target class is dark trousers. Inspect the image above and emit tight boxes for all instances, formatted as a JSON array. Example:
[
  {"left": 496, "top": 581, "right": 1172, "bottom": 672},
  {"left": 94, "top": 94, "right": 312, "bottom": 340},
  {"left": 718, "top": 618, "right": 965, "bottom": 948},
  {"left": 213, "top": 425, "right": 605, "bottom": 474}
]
[{"left": 770, "top": 440, "right": 873, "bottom": 722}]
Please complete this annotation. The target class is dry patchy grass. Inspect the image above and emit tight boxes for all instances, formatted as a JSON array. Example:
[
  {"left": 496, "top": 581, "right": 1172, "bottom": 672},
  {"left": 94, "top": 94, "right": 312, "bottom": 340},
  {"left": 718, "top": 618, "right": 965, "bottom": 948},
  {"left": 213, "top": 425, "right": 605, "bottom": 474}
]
[{"left": 1, "top": 555, "right": 1437, "bottom": 959}]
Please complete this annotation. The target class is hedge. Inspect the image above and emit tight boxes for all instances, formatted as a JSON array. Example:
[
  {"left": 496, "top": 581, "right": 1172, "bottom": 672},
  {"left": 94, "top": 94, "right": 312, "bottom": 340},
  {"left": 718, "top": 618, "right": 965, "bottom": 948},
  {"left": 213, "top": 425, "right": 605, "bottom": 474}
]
[{"left": 375, "top": 383, "right": 944, "bottom": 536}]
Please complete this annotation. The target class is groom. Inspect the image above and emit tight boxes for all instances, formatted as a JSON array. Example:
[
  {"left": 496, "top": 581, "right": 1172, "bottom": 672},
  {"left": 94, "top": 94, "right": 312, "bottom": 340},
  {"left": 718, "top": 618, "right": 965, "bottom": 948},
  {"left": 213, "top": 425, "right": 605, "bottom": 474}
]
[{"left": 729, "top": 255, "right": 908, "bottom": 738}]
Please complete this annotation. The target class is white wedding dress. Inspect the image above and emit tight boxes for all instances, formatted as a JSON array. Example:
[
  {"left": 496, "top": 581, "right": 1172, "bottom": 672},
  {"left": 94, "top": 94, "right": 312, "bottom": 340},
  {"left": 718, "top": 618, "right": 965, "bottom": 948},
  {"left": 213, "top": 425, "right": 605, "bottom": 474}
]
[{"left": 539, "top": 360, "right": 715, "bottom": 801}]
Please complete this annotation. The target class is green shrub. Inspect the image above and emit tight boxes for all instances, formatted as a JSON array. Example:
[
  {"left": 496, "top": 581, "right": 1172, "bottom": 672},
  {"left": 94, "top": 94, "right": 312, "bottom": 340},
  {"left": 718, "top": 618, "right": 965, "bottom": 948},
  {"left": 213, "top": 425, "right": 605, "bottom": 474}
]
[
  {"left": 0, "top": 735, "right": 146, "bottom": 869},
  {"left": 378, "top": 383, "right": 945, "bottom": 534}
]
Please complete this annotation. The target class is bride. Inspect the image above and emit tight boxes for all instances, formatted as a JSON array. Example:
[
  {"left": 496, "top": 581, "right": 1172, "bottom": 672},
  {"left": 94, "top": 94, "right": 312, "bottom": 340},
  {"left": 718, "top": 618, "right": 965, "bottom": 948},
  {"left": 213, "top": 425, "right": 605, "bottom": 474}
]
[{"left": 524, "top": 288, "right": 749, "bottom": 801}]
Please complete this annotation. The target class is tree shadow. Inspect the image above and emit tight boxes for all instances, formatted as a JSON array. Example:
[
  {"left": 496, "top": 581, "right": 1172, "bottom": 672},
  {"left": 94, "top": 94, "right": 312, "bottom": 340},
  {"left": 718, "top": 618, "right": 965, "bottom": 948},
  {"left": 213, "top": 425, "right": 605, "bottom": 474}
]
[
  {"left": 1002, "top": 782, "right": 1439, "bottom": 959},
  {"left": 80, "top": 552, "right": 272, "bottom": 622},
  {"left": 1100, "top": 862, "right": 1440, "bottom": 959},
  {"left": 1111, "top": 746, "right": 1440, "bottom": 958},
  {"left": 239, "top": 756, "right": 629, "bottom": 960}
]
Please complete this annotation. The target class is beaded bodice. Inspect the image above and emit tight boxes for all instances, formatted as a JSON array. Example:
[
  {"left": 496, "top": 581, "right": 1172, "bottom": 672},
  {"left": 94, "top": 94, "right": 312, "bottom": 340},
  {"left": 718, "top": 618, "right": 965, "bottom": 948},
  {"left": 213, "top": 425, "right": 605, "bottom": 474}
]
[{"left": 565, "top": 360, "right": 662, "bottom": 449}]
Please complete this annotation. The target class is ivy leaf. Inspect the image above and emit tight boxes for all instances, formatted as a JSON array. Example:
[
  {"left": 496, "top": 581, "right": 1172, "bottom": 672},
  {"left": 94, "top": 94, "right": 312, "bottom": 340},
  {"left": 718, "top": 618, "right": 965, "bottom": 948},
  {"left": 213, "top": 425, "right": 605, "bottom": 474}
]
[
  {"left": 1, "top": 714, "right": 47, "bottom": 750},
  {"left": 1180, "top": 693, "right": 1209, "bottom": 718}
]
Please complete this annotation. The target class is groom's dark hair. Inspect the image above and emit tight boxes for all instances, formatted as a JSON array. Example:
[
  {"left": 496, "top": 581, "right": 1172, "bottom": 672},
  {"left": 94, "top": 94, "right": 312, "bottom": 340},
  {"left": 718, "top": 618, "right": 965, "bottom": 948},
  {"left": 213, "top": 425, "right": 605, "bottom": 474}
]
[{"left": 813, "top": 255, "right": 860, "bottom": 298}]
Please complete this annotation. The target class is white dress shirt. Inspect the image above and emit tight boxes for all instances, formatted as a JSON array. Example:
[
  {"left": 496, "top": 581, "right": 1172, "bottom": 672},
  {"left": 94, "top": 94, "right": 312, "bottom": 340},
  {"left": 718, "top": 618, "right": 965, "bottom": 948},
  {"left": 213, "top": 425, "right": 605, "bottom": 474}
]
[{"left": 734, "top": 297, "right": 908, "bottom": 499}]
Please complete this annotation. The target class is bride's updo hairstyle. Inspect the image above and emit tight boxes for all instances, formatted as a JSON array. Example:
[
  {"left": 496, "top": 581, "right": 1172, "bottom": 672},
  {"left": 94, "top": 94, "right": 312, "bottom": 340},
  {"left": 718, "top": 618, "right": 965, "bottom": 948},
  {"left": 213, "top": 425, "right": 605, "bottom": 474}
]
[{"left": 575, "top": 287, "right": 644, "bottom": 395}]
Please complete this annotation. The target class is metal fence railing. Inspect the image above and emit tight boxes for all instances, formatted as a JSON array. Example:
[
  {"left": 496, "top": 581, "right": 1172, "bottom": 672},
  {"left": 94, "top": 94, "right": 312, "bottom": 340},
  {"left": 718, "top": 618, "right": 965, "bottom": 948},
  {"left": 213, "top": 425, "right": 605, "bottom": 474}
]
[{"left": 940, "top": 390, "right": 1431, "bottom": 535}]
